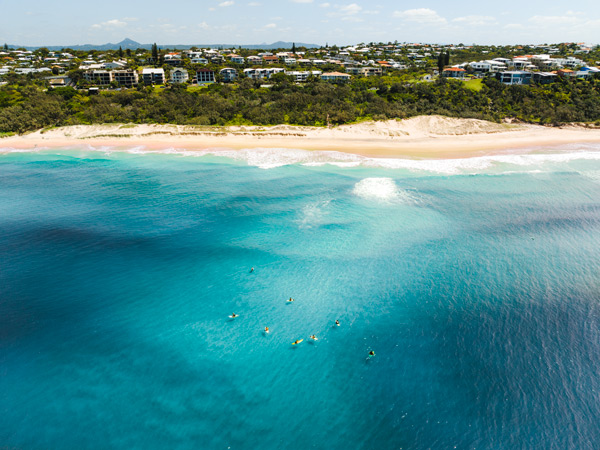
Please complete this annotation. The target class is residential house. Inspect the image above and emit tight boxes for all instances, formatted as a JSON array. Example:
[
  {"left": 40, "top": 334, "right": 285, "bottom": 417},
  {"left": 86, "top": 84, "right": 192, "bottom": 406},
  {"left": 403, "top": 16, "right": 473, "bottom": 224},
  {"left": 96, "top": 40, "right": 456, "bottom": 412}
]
[
  {"left": 286, "top": 70, "right": 321, "bottom": 82},
  {"left": 442, "top": 67, "right": 466, "bottom": 78},
  {"left": 113, "top": 70, "right": 138, "bottom": 87},
  {"left": 557, "top": 56, "right": 584, "bottom": 68},
  {"left": 196, "top": 68, "right": 215, "bottom": 83},
  {"left": 209, "top": 55, "right": 225, "bottom": 65},
  {"left": 84, "top": 70, "right": 112, "bottom": 85},
  {"left": 557, "top": 69, "right": 576, "bottom": 78},
  {"left": 531, "top": 72, "right": 558, "bottom": 85},
  {"left": 170, "top": 68, "right": 189, "bottom": 84},
  {"left": 470, "top": 60, "right": 506, "bottom": 73},
  {"left": 47, "top": 76, "right": 71, "bottom": 87},
  {"left": 142, "top": 68, "right": 165, "bottom": 85},
  {"left": 163, "top": 53, "right": 182, "bottom": 66},
  {"left": 243, "top": 68, "right": 285, "bottom": 80},
  {"left": 220, "top": 68, "right": 237, "bottom": 82},
  {"left": 263, "top": 56, "right": 279, "bottom": 64},
  {"left": 361, "top": 67, "right": 383, "bottom": 77},
  {"left": 469, "top": 61, "right": 492, "bottom": 73},
  {"left": 576, "top": 71, "right": 593, "bottom": 80},
  {"left": 247, "top": 56, "right": 262, "bottom": 65},
  {"left": 102, "top": 61, "right": 127, "bottom": 70},
  {"left": 230, "top": 55, "right": 245, "bottom": 64},
  {"left": 495, "top": 71, "right": 531, "bottom": 85},
  {"left": 191, "top": 57, "right": 209, "bottom": 65},
  {"left": 186, "top": 51, "right": 203, "bottom": 59},
  {"left": 321, "top": 72, "right": 351, "bottom": 82},
  {"left": 511, "top": 58, "right": 536, "bottom": 70}
]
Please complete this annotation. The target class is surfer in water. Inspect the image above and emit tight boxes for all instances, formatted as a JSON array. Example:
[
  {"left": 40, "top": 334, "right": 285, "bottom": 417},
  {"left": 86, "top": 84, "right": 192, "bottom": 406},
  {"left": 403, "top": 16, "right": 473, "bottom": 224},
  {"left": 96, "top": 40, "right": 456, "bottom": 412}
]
[
  {"left": 368, "top": 350, "right": 375, "bottom": 357},
  {"left": 335, "top": 319, "right": 340, "bottom": 326},
  {"left": 250, "top": 267, "right": 254, "bottom": 273},
  {"left": 309, "top": 335, "right": 318, "bottom": 341},
  {"left": 292, "top": 339, "right": 302, "bottom": 345},
  {"left": 264, "top": 326, "right": 269, "bottom": 333},
  {"left": 230, "top": 313, "right": 238, "bottom": 318},
  {"left": 287, "top": 297, "right": 294, "bottom": 302}
]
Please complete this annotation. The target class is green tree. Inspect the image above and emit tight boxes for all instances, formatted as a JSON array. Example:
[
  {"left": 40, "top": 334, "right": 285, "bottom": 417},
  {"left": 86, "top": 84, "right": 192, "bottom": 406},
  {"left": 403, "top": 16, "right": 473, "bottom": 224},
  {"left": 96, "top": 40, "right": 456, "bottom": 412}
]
[
  {"left": 444, "top": 50, "right": 450, "bottom": 66},
  {"left": 292, "top": 42, "right": 296, "bottom": 54},
  {"left": 118, "top": 46, "right": 123, "bottom": 58},
  {"left": 437, "top": 52, "right": 444, "bottom": 74},
  {"left": 152, "top": 43, "right": 158, "bottom": 63},
  {"left": 38, "top": 47, "right": 50, "bottom": 59}
]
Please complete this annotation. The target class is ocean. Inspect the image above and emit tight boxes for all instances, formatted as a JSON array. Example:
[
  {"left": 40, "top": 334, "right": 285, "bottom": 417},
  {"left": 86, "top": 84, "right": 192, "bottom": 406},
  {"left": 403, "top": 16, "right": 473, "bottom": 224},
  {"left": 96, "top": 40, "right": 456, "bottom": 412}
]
[{"left": 1, "top": 144, "right": 600, "bottom": 449}]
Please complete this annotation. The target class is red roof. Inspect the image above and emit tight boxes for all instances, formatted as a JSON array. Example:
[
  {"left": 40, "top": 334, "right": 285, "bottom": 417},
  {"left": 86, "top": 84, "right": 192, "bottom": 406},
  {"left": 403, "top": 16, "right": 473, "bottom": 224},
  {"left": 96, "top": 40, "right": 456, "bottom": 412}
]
[{"left": 443, "top": 67, "right": 466, "bottom": 72}]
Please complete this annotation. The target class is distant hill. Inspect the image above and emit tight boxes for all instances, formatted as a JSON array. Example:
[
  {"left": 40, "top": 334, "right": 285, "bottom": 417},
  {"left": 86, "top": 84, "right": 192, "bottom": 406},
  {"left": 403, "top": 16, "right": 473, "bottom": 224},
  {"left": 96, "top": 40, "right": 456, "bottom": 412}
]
[{"left": 9, "top": 38, "right": 321, "bottom": 51}]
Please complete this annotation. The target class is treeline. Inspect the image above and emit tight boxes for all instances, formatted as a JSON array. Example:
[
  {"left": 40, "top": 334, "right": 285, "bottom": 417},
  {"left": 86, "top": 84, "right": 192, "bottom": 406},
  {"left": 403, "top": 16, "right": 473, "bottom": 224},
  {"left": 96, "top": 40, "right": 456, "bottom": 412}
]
[{"left": 1, "top": 76, "right": 600, "bottom": 134}]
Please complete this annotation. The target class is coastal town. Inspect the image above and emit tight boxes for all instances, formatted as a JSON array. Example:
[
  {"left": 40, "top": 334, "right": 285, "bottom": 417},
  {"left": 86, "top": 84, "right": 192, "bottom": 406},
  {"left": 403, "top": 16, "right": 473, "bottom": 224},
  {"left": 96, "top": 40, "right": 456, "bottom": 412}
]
[
  {"left": 2, "top": 40, "right": 600, "bottom": 134},
  {"left": 1, "top": 40, "right": 599, "bottom": 89}
]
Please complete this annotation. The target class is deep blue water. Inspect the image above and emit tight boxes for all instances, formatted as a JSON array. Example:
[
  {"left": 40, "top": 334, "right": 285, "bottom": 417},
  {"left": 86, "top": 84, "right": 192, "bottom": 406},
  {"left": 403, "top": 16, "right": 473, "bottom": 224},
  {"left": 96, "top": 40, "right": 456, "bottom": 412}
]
[{"left": 1, "top": 147, "right": 600, "bottom": 449}]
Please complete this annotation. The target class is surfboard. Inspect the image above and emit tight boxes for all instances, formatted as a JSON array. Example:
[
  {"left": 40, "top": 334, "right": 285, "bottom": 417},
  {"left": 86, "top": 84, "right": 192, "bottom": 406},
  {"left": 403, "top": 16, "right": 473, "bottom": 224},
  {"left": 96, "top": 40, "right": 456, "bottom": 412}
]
[{"left": 292, "top": 339, "right": 303, "bottom": 345}]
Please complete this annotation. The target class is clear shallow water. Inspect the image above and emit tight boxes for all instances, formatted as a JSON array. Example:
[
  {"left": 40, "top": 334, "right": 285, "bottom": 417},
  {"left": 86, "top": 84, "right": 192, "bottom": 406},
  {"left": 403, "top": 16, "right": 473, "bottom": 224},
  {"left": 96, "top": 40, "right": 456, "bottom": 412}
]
[{"left": 1, "top": 146, "right": 600, "bottom": 449}]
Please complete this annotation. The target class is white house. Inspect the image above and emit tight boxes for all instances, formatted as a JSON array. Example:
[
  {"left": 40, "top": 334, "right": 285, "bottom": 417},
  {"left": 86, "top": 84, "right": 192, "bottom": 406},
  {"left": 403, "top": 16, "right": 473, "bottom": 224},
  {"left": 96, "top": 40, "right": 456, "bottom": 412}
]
[
  {"left": 142, "top": 68, "right": 165, "bottom": 85},
  {"left": 243, "top": 67, "right": 285, "bottom": 80},
  {"left": 220, "top": 68, "right": 237, "bottom": 82},
  {"left": 102, "top": 61, "right": 127, "bottom": 70},
  {"left": 247, "top": 56, "right": 262, "bottom": 65},
  {"left": 170, "top": 68, "right": 189, "bottom": 84},
  {"left": 285, "top": 70, "right": 321, "bottom": 82}
]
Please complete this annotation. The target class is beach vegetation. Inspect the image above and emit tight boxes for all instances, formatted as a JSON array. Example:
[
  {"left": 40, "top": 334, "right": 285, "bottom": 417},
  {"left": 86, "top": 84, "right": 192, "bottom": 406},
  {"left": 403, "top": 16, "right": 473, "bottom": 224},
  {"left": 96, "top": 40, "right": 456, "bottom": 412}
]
[{"left": 1, "top": 71, "right": 600, "bottom": 133}]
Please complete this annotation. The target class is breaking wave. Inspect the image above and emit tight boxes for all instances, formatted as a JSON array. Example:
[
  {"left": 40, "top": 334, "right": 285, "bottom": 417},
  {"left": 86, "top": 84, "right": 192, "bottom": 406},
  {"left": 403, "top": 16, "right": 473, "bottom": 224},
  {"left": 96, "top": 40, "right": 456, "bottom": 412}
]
[
  {"left": 352, "top": 178, "right": 419, "bottom": 204},
  {"left": 3, "top": 144, "right": 600, "bottom": 175}
]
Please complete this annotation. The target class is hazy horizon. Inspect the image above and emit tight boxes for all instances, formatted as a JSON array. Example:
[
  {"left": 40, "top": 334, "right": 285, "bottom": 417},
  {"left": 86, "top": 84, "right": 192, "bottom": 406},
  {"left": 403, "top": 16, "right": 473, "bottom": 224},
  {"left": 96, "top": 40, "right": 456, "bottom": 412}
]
[{"left": 1, "top": 1, "right": 599, "bottom": 47}]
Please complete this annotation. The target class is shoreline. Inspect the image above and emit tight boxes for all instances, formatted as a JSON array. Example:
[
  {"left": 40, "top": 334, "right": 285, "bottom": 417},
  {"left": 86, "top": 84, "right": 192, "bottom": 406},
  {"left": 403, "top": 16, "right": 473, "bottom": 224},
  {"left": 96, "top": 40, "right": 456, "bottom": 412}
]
[{"left": 3, "top": 116, "right": 600, "bottom": 159}]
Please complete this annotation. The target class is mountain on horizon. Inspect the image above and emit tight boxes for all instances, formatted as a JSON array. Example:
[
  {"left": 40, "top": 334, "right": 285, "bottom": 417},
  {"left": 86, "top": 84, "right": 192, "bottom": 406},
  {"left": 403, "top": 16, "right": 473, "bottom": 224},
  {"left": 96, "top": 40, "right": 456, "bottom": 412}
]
[{"left": 9, "top": 39, "right": 321, "bottom": 51}]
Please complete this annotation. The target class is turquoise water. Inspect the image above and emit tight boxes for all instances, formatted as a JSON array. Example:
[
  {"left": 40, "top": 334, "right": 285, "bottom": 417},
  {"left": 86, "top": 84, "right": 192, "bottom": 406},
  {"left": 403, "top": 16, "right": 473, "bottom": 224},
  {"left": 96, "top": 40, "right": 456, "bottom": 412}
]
[{"left": 2, "top": 146, "right": 600, "bottom": 449}]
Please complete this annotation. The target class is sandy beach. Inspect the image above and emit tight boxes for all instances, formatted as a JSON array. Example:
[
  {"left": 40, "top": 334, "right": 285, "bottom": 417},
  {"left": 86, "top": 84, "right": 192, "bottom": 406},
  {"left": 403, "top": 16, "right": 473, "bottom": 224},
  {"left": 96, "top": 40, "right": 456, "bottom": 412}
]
[{"left": 3, "top": 116, "right": 600, "bottom": 158}]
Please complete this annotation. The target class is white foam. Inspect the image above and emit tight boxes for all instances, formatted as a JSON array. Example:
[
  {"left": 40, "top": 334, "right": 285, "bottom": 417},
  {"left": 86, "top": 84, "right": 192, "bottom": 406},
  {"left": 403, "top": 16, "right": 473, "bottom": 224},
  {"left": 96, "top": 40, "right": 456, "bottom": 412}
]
[
  {"left": 352, "top": 178, "right": 417, "bottom": 203},
  {"left": 297, "top": 199, "right": 331, "bottom": 229},
  {"left": 3, "top": 144, "right": 600, "bottom": 175},
  {"left": 0, "top": 146, "right": 50, "bottom": 153},
  {"left": 581, "top": 170, "right": 600, "bottom": 184}
]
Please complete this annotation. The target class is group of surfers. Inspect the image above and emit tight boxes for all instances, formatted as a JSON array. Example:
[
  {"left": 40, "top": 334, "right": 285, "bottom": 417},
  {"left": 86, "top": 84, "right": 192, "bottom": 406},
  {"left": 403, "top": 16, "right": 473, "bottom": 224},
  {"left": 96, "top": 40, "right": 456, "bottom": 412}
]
[{"left": 230, "top": 273, "right": 375, "bottom": 358}]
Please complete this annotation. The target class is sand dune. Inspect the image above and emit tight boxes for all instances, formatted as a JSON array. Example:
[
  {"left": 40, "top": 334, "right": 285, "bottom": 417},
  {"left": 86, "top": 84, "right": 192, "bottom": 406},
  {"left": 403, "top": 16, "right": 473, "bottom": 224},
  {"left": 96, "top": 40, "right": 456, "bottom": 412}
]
[{"left": 3, "top": 116, "right": 600, "bottom": 158}]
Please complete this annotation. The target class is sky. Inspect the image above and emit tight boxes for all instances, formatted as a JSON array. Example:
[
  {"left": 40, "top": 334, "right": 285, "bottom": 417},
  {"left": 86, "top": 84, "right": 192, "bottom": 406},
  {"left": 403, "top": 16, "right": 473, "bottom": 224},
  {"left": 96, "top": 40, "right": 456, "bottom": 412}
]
[{"left": 1, "top": 0, "right": 599, "bottom": 47}]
